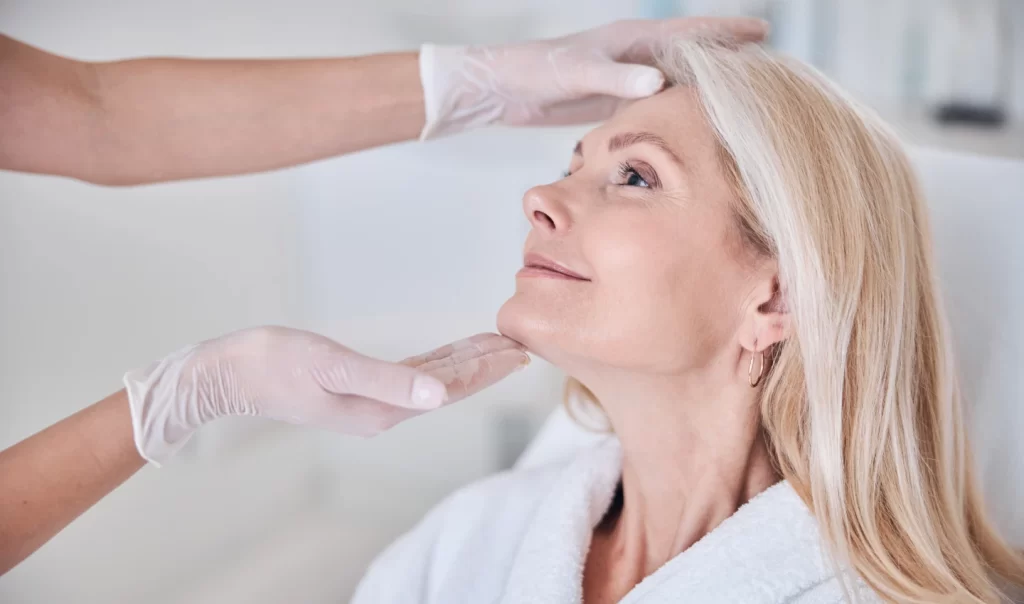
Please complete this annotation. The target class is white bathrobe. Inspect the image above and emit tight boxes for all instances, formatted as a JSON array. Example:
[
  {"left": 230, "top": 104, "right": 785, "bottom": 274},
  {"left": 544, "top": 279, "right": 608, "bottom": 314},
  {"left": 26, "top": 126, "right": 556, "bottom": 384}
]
[{"left": 351, "top": 438, "right": 880, "bottom": 603}]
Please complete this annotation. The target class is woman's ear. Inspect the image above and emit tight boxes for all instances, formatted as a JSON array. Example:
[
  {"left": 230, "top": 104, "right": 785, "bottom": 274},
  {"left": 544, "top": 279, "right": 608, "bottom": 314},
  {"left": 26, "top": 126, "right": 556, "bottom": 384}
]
[{"left": 739, "top": 274, "right": 792, "bottom": 353}]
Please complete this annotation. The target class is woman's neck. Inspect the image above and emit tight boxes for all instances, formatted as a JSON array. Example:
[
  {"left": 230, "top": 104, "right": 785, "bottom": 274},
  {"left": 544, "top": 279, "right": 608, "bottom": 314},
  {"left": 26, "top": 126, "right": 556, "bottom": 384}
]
[{"left": 587, "top": 370, "right": 780, "bottom": 581}]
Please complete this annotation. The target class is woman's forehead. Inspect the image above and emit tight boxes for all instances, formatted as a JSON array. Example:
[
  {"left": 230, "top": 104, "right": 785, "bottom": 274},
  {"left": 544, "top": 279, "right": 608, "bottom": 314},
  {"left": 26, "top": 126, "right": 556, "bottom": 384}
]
[{"left": 583, "top": 87, "right": 717, "bottom": 165}]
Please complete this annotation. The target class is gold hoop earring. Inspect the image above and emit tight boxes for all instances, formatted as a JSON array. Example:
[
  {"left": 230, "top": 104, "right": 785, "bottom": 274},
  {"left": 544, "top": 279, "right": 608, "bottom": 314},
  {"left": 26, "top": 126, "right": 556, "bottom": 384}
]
[{"left": 748, "top": 350, "right": 765, "bottom": 388}]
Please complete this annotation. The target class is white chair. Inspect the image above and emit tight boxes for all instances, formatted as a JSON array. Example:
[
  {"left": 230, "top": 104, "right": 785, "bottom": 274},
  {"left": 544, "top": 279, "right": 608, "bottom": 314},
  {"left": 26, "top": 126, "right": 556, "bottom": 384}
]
[{"left": 517, "top": 147, "right": 1024, "bottom": 546}]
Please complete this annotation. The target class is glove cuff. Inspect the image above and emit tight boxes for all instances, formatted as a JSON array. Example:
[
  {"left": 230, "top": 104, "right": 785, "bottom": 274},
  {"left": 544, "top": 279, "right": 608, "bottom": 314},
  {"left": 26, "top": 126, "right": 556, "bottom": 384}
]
[
  {"left": 123, "top": 343, "right": 200, "bottom": 467},
  {"left": 418, "top": 43, "right": 505, "bottom": 140}
]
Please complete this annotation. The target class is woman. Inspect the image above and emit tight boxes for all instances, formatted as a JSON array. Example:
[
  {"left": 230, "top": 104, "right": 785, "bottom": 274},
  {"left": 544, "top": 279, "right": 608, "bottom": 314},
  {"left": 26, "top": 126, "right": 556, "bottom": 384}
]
[{"left": 352, "top": 37, "right": 1024, "bottom": 604}]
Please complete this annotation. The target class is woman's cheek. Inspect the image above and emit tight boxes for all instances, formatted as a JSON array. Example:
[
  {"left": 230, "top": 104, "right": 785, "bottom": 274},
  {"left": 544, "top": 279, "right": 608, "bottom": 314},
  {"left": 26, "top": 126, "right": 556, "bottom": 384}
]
[{"left": 585, "top": 216, "right": 673, "bottom": 287}]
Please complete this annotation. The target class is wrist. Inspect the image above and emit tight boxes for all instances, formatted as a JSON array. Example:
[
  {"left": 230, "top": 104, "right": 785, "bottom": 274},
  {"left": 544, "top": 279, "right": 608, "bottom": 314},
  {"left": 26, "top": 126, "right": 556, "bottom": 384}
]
[{"left": 92, "top": 390, "right": 148, "bottom": 468}]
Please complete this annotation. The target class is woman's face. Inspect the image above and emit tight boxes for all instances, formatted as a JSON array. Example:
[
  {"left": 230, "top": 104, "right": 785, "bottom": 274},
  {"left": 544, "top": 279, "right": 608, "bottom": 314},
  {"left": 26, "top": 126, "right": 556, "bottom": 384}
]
[{"left": 498, "top": 87, "right": 771, "bottom": 377}]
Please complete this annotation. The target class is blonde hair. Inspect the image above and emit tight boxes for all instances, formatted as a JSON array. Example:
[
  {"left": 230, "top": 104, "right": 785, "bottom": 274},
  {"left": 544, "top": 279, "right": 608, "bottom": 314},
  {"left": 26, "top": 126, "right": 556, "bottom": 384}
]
[{"left": 565, "top": 38, "right": 1024, "bottom": 603}]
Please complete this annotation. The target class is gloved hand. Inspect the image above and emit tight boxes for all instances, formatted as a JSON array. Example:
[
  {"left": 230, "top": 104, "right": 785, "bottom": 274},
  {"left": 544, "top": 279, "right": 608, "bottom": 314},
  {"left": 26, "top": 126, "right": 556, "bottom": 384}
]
[
  {"left": 124, "top": 327, "right": 529, "bottom": 465},
  {"left": 418, "top": 17, "right": 768, "bottom": 139}
]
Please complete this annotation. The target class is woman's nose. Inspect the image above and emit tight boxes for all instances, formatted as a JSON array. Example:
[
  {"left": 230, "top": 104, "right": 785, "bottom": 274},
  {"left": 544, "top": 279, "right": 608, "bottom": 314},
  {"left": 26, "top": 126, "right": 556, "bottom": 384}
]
[{"left": 522, "top": 184, "right": 571, "bottom": 234}]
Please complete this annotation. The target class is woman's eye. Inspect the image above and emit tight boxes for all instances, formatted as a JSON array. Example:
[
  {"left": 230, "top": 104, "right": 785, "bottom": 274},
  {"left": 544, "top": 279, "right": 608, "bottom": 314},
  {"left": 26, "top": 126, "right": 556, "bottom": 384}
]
[
  {"left": 625, "top": 170, "right": 648, "bottom": 187},
  {"left": 618, "top": 163, "right": 650, "bottom": 188}
]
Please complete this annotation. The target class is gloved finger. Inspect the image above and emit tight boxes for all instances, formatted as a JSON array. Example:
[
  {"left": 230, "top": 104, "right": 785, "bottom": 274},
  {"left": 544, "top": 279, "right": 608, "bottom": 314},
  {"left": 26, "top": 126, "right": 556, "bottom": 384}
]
[
  {"left": 417, "top": 348, "right": 530, "bottom": 404},
  {"left": 318, "top": 395, "right": 421, "bottom": 437},
  {"left": 409, "top": 340, "right": 526, "bottom": 377},
  {"left": 312, "top": 351, "right": 448, "bottom": 411},
  {"left": 315, "top": 344, "right": 529, "bottom": 435},
  {"left": 400, "top": 333, "right": 523, "bottom": 368},
  {"left": 608, "top": 17, "right": 768, "bottom": 63},
  {"left": 573, "top": 60, "right": 667, "bottom": 100},
  {"left": 571, "top": 62, "right": 665, "bottom": 99},
  {"left": 510, "top": 95, "right": 634, "bottom": 127}
]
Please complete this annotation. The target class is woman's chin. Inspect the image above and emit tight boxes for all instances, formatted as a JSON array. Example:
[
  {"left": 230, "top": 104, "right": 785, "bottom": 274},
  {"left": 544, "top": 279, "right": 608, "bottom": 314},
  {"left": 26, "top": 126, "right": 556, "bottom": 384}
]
[
  {"left": 496, "top": 298, "right": 532, "bottom": 348},
  {"left": 496, "top": 297, "right": 569, "bottom": 364}
]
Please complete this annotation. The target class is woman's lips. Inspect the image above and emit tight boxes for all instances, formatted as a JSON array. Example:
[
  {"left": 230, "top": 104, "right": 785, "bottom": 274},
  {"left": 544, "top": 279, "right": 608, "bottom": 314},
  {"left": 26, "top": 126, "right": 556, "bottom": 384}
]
[
  {"left": 518, "top": 253, "right": 590, "bottom": 281},
  {"left": 516, "top": 266, "right": 587, "bottom": 280}
]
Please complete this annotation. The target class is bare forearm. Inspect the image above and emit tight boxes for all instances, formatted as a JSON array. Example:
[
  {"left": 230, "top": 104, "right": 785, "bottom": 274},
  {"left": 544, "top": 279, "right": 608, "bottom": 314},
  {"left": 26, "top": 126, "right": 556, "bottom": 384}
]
[
  {"left": 0, "top": 390, "right": 144, "bottom": 575},
  {"left": 87, "top": 52, "right": 424, "bottom": 184},
  {"left": 0, "top": 35, "right": 424, "bottom": 185}
]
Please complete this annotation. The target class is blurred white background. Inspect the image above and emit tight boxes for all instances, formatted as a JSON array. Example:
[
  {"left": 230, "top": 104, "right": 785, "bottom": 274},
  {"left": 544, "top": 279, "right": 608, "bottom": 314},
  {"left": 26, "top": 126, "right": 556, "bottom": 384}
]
[{"left": 1, "top": 1, "right": 1022, "bottom": 602}]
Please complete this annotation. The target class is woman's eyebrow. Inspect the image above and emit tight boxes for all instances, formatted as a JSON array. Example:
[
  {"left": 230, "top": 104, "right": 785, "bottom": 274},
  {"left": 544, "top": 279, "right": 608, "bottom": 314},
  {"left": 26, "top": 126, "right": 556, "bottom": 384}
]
[
  {"left": 572, "top": 132, "right": 685, "bottom": 169},
  {"left": 608, "top": 131, "right": 685, "bottom": 168}
]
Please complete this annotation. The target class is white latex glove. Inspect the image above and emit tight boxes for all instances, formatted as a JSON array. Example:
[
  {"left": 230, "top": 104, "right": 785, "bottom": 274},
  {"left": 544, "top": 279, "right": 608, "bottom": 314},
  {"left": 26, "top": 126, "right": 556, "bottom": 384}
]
[
  {"left": 124, "top": 327, "right": 529, "bottom": 465},
  {"left": 418, "top": 17, "right": 768, "bottom": 139}
]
